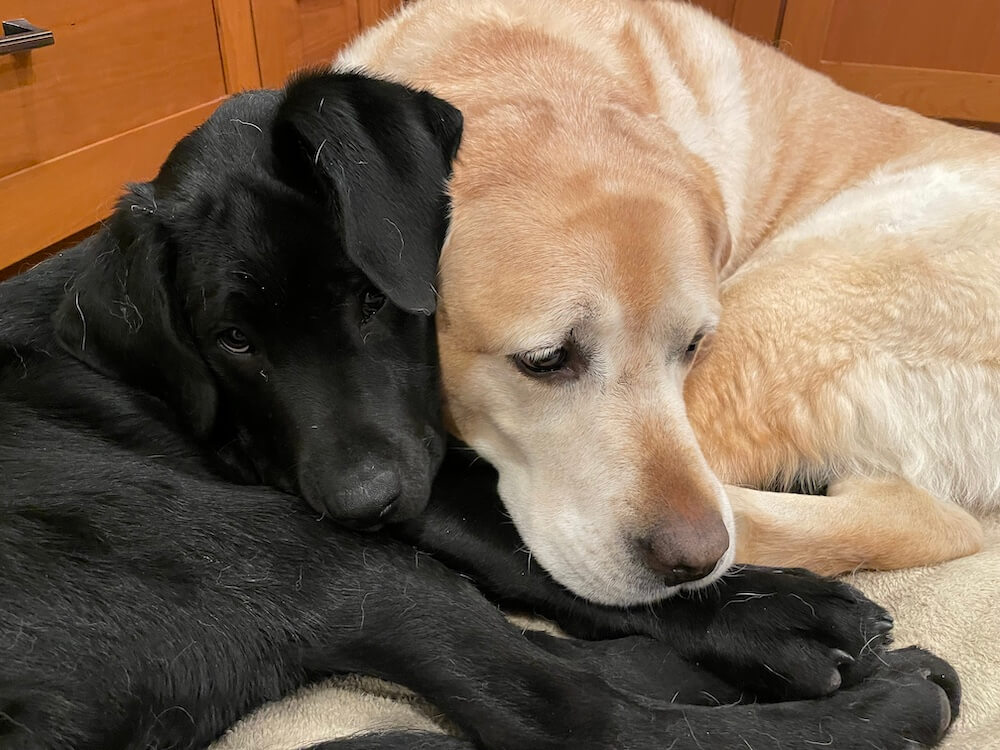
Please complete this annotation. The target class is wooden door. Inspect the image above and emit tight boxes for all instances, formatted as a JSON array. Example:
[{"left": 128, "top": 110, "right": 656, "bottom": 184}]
[{"left": 780, "top": 0, "right": 1000, "bottom": 122}]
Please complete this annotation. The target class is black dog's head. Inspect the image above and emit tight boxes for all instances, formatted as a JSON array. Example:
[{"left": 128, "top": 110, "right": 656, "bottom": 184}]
[{"left": 52, "top": 72, "right": 462, "bottom": 526}]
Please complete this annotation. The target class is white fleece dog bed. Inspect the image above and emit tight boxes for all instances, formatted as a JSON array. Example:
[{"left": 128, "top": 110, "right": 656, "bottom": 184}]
[{"left": 212, "top": 515, "right": 1000, "bottom": 750}]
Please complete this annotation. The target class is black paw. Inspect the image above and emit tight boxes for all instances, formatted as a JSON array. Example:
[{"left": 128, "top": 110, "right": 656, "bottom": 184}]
[
  {"left": 826, "top": 646, "right": 960, "bottom": 748},
  {"left": 667, "top": 565, "right": 894, "bottom": 700}
]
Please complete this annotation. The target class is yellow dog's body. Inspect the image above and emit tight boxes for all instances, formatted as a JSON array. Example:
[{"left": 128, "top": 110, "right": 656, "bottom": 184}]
[{"left": 341, "top": 0, "right": 996, "bottom": 605}]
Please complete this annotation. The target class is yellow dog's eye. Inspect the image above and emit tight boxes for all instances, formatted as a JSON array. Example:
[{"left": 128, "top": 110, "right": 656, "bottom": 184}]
[
  {"left": 513, "top": 346, "right": 569, "bottom": 376},
  {"left": 684, "top": 333, "right": 705, "bottom": 361}
]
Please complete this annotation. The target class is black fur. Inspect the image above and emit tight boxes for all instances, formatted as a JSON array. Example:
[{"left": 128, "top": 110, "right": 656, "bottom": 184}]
[{"left": 1, "top": 71, "right": 958, "bottom": 750}]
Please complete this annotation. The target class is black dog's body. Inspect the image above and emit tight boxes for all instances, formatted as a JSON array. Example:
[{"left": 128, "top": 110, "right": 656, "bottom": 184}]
[{"left": 1, "top": 73, "right": 958, "bottom": 750}]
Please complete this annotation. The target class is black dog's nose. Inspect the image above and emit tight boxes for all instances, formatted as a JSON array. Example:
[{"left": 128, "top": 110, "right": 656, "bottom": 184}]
[{"left": 328, "top": 467, "right": 402, "bottom": 529}]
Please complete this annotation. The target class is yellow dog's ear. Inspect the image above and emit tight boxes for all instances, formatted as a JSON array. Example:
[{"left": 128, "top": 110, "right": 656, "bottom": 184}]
[
  {"left": 271, "top": 71, "right": 463, "bottom": 315},
  {"left": 701, "top": 175, "right": 732, "bottom": 273},
  {"left": 713, "top": 220, "right": 732, "bottom": 272},
  {"left": 52, "top": 184, "right": 218, "bottom": 438}
]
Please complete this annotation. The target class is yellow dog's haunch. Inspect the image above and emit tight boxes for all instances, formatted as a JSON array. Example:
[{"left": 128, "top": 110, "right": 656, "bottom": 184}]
[{"left": 340, "top": 0, "right": 994, "bottom": 605}]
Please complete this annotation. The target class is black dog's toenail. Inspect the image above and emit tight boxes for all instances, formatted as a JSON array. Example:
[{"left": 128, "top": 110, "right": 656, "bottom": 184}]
[
  {"left": 874, "top": 614, "right": 894, "bottom": 633},
  {"left": 832, "top": 649, "right": 855, "bottom": 665}
]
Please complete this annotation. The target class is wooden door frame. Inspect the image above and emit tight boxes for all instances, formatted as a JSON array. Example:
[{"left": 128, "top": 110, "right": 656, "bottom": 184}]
[{"left": 214, "top": 0, "right": 263, "bottom": 92}]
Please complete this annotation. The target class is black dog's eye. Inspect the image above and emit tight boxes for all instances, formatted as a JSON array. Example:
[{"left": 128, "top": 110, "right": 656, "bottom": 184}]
[
  {"left": 513, "top": 346, "right": 570, "bottom": 377},
  {"left": 218, "top": 328, "right": 253, "bottom": 355},
  {"left": 361, "top": 287, "right": 386, "bottom": 324}
]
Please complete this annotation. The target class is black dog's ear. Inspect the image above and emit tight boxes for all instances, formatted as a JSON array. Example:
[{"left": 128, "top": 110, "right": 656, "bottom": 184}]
[
  {"left": 52, "top": 185, "right": 218, "bottom": 437},
  {"left": 271, "top": 72, "right": 463, "bottom": 314},
  {"left": 417, "top": 88, "right": 464, "bottom": 166}
]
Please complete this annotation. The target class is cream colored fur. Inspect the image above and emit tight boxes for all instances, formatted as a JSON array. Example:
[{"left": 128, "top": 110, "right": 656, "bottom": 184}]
[{"left": 327, "top": 0, "right": 1000, "bottom": 606}]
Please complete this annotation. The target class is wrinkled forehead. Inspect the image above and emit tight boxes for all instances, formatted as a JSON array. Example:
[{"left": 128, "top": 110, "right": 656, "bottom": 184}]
[{"left": 439, "top": 185, "right": 720, "bottom": 353}]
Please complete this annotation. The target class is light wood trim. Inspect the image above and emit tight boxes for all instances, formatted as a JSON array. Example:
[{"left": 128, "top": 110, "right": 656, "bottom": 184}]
[
  {"left": 214, "top": 0, "right": 263, "bottom": 91},
  {"left": 732, "top": 0, "right": 783, "bottom": 44},
  {"left": 0, "top": 100, "right": 223, "bottom": 269},
  {"left": 826, "top": 63, "right": 1000, "bottom": 122}
]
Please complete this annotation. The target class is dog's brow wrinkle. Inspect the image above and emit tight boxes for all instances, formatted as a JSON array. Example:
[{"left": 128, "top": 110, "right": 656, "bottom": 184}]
[{"left": 229, "top": 118, "right": 263, "bottom": 134}]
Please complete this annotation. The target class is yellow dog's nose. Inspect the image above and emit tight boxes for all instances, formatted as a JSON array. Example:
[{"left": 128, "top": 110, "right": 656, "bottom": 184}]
[{"left": 635, "top": 514, "right": 729, "bottom": 586}]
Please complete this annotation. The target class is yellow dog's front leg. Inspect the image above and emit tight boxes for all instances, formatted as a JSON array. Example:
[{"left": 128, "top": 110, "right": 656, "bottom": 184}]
[{"left": 728, "top": 478, "right": 985, "bottom": 576}]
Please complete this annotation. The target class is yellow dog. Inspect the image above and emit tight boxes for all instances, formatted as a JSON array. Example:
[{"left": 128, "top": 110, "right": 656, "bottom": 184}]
[{"left": 339, "top": 0, "right": 995, "bottom": 605}]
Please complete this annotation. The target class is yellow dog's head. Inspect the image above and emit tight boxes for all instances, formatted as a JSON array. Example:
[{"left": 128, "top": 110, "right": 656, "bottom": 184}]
[{"left": 438, "top": 102, "right": 735, "bottom": 605}]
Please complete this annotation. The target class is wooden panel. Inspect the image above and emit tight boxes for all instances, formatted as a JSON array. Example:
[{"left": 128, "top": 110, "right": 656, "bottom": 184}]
[
  {"left": 780, "top": 0, "right": 1000, "bottom": 122},
  {"left": 0, "top": 99, "right": 224, "bottom": 269},
  {"left": 214, "top": 0, "right": 263, "bottom": 91},
  {"left": 0, "top": 0, "right": 226, "bottom": 178},
  {"left": 358, "top": 0, "right": 407, "bottom": 28},
  {"left": 253, "top": 0, "right": 360, "bottom": 87},
  {"left": 823, "top": 0, "right": 1000, "bottom": 73}
]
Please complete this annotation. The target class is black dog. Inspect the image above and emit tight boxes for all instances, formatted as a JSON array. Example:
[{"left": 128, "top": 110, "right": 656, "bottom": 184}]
[{"left": 1, "top": 71, "right": 957, "bottom": 750}]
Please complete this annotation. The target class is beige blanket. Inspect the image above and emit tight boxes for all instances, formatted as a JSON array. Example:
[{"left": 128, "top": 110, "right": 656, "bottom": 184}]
[{"left": 212, "top": 515, "right": 1000, "bottom": 750}]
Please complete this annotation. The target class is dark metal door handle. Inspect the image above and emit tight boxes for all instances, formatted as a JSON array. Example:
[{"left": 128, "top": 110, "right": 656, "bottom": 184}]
[{"left": 0, "top": 19, "right": 55, "bottom": 56}]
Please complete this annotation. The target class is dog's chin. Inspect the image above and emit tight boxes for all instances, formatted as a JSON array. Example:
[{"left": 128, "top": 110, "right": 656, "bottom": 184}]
[{"left": 537, "top": 545, "right": 735, "bottom": 607}]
